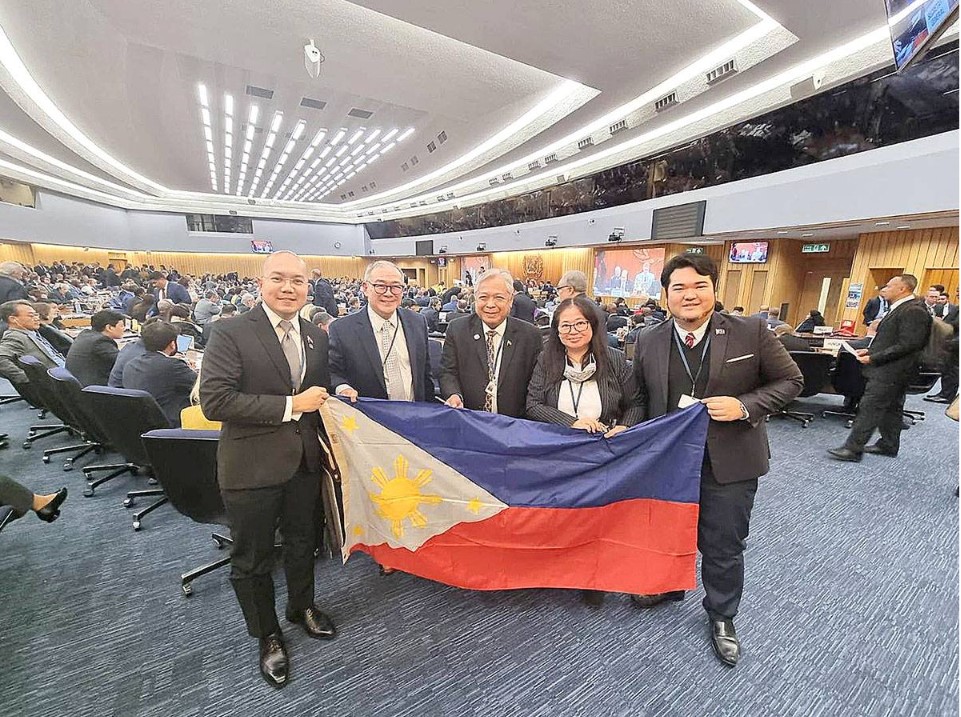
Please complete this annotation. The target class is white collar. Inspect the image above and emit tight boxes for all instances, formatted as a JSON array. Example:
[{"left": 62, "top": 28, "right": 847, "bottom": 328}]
[
  {"left": 261, "top": 303, "right": 300, "bottom": 333},
  {"left": 889, "top": 294, "right": 916, "bottom": 313},
  {"left": 673, "top": 315, "right": 712, "bottom": 345},
  {"left": 367, "top": 304, "right": 399, "bottom": 331},
  {"left": 479, "top": 318, "right": 507, "bottom": 338}
]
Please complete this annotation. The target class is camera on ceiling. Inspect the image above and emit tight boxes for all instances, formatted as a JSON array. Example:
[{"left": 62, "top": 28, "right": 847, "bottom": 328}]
[
  {"left": 608, "top": 227, "right": 625, "bottom": 243},
  {"left": 545, "top": 235, "right": 557, "bottom": 248},
  {"left": 476, "top": 243, "right": 486, "bottom": 252},
  {"left": 438, "top": 246, "right": 448, "bottom": 254},
  {"left": 304, "top": 40, "right": 324, "bottom": 79}
]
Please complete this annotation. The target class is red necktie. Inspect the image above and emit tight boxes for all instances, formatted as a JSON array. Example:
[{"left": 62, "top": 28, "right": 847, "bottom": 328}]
[{"left": 685, "top": 332, "right": 695, "bottom": 349}]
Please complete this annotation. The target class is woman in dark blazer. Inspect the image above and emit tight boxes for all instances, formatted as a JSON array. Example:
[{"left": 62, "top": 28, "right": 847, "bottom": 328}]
[{"left": 526, "top": 295, "right": 643, "bottom": 606}]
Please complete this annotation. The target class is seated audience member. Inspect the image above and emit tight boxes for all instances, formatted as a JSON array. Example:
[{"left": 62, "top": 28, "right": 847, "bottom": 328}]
[
  {"left": 730, "top": 306, "right": 745, "bottom": 316},
  {"left": 765, "top": 308, "right": 787, "bottom": 329},
  {"left": 441, "top": 288, "right": 461, "bottom": 313},
  {"left": 193, "top": 290, "right": 222, "bottom": 325},
  {"left": 510, "top": 280, "right": 538, "bottom": 324},
  {"left": 311, "top": 310, "right": 333, "bottom": 332},
  {"left": 624, "top": 313, "right": 647, "bottom": 345},
  {"left": 0, "top": 300, "right": 65, "bottom": 385},
  {"left": 526, "top": 295, "right": 642, "bottom": 607},
  {"left": 129, "top": 293, "right": 155, "bottom": 322},
  {"left": 773, "top": 324, "right": 813, "bottom": 352},
  {"left": 796, "top": 310, "right": 825, "bottom": 333},
  {"left": 0, "top": 476, "right": 67, "bottom": 525},
  {"left": 65, "top": 309, "right": 125, "bottom": 386},
  {"left": 180, "top": 376, "right": 221, "bottom": 430},
  {"left": 34, "top": 302, "right": 74, "bottom": 356},
  {"left": 421, "top": 298, "right": 441, "bottom": 332},
  {"left": 752, "top": 305, "right": 769, "bottom": 319},
  {"left": 123, "top": 285, "right": 144, "bottom": 316},
  {"left": 448, "top": 299, "right": 471, "bottom": 322},
  {"left": 606, "top": 307, "right": 628, "bottom": 332},
  {"left": 122, "top": 320, "right": 196, "bottom": 427},
  {"left": 108, "top": 316, "right": 161, "bottom": 387}
]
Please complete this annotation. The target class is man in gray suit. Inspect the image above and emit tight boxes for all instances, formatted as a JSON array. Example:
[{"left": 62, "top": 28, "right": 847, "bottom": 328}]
[
  {"left": 630, "top": 253, "right": 803, "bottom": 667},
  {"left": 0, "top": 300, "right": 65, "bottom": 385}
]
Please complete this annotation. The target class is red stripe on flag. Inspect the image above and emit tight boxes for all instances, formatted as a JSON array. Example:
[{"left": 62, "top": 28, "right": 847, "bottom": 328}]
[{"left": 351, "top": 498, "right": 699, "bottom": 594}]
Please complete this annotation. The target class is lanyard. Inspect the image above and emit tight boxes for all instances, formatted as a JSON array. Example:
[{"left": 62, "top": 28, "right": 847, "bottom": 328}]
[
  {"left": 673, "top": 329, "right": 711, "bottom": 397},
  {"left": 567, "top": 380, "right": 586, "bottom": 415}
]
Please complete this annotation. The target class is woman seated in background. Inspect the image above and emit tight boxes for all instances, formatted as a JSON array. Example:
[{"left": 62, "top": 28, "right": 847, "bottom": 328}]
[
  {"left": 526, "top": 295, "right": 643, "bottom": 608},
  {"left": 1, "top": 476, "right": 67, "bottom": 529},
  {"left": 180, "top": 375, "right": 221, "bottom": 430},
  {"left": 34, "top": 302, "right": 74, "bottom": 356},
  {"left": 795, "top": 309, "right": 826, "bottom": 333},
  {"left": 129, "top": 293, "right": 155, "bottom": 322}
]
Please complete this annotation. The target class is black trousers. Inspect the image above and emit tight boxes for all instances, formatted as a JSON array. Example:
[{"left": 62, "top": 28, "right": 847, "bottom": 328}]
[
  {"left": 938, "top": 337, "right": 959, "bottom": 399},
  {"left": 844, "top": 373, "right": 909, "bottom": 453},
  {"left": 698, "top": 463, "right": 758, "bottom": 621},
  {"left": 0, "top": 475, "right": 34, "bottom": 517},
  {"left": 221, "top": 470, "right": 321, "bottom": 639}
]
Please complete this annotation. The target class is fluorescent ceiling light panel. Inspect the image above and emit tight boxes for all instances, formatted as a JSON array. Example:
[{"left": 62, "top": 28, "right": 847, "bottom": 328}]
[
  {"left": 348, "top": 129, "right": 365, "bottom": 145},
  {"left": 397, "top": 128, "right": 414, "bottom": 142},
  {"left": 330, "top": 129, "right": 346, "bottom": 145}
]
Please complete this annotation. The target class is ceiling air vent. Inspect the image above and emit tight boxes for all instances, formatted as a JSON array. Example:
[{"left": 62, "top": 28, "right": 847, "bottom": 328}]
[
  {"left": 654, "top": 92, "right": 678, "bottom": 111},
  {"left": 436, "top": 195, "right": 446, "bottom": 202},
  {"left": 348, "top": 191, "right": 355, "bottom": 197},
  {"left": 609, "top": 119, "right": 628, "bottom": 135},
  {"left": 401, "top": 162, "right": 409, "bottom": 172},
  {"left": 300, "top": 97, "right": 327, "bottom": 110},
  {"left": 651, "top": 201, "right": 707, "bottom": 241},
  {"left": 340, "top": 193, "right": 348, "bottom": 200},
  {"left": 489, "top": 178, "right": 500, "bottom": 187},
  {"left": 245, "top": 85, "right": 274, "bottom": 99},
  {"left": 528, "top": 161, "right": 541, "bottom": 172},
  {"left": 437, "top": 130, "right": 448, "bottom": 144},
  {"left": 347, "top": 108, "right": 374, "bottom": 119},
  {"left": 501, "top": 172, "right": 514, "bottom": 181},
  {"left": 427, "top": 141, "right": 437, "bottom": 153},
  {"left": 706, "top": 59, "right": 738, "bottom": 84},
  {"left": 556, "top": 175, "right": 567, "bottom": 184},
  {"left": 361, "top": 186, "right": 368, "bottom": 193},
  {"left": 370, "top": 181, "right": 377, "bottom": 188},
  {"left": 577, "top": 137, "right": 594, "bottom": 150},
  {"left": 544, "top": 153, "right": 558, "bottom": 164},
  {"left": 419, "top": 200, "right": 428, "bottom": 206},
  {"left": 410, "top": 155, "right": 419, "bottom": 166},
  {"left": 446, "top": 192, "right": 455, "bottom": 199}
]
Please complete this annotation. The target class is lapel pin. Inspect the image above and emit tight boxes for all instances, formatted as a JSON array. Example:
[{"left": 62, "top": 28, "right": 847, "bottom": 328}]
[
  {"left": 473, "top": 334, "right": 480, "bottom": 340},
  {"left": 506, "top": 340, "right": 512, "bottom": 347},
  {"left": 715, "top": 328, "right": 726, "bottom": 335},
  {"left": 306, "top": 336, "right": 314, "bottom": 350}
]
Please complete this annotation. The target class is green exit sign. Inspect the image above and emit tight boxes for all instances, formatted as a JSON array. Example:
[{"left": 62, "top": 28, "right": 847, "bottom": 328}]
[
  {"left": 686, "top": 247, "right": 706, "bottom": 254},
  {"left": 801, "top": 243, "right": 830, "bottom": 254}
]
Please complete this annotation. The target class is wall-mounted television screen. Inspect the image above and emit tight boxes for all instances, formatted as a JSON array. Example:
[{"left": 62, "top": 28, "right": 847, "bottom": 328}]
[
  {"left": 251, "top": 240, "right": 273, "bottom": 254},
  {"left": 885, "top": 0, "right": 959, "bottom": 71},
  {"left": 415, "top": 239, "right": 434, "bottom": 256},
  {"left": 593, "top": 247, "right": 665, "bottom": 299},
  {"left": 729, "top": 242, "right": 768, "bottom": 264}
]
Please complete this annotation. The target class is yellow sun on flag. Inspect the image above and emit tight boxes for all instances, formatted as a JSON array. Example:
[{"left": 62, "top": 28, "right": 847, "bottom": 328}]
[
  {"left": 369, "top": 455, "right": 443, "bottom": 538},
  {"left": 341, "top": 416, "right": 359, "bottom": 433}
]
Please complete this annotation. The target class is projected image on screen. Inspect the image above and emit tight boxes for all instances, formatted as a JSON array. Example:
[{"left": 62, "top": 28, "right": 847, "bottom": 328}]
[
  {"left": 462, "top": 255, "right": 491, "bottom": 286},
  {"left": 729, "top": 242, "right": 768, "bottom": 264},
  {"left": 593, "top": 248, "right": 665, "bottom": 299},
  {"left": 886, "top": 0, "right": 958, "bottom": 70}
]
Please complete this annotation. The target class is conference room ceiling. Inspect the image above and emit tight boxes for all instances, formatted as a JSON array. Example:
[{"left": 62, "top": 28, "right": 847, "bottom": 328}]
[{"left": 0, "top": 0, "right": 949, "bottom": 222}]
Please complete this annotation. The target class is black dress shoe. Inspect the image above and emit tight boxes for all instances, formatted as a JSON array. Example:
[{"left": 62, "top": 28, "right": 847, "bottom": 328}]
[
  {"left": 581, "top": 590, "right": 605, "bottom": 608},
  {"left": 863, "top": 443, "right": 898, "bottom": 457},
  {"left": 286, "top": 606, "right": 336, "bottom": 640},
  {"left": 630, "top": 590, "right": 685, "bottom": 608},
  {"left": 710, "top": 619, "right": 740, "bottom": 666},
  {"left": 923, "top": 395, "right": 952, "bottom": 404},
  {"left": 827, "top": 447, "right": 862, "bottom": 462},
  {"left": 35, "top": 487, "right": 67, "bottom": 523},
  {"left": 259, "top": 631, "right": 289, "bottom": 688}
]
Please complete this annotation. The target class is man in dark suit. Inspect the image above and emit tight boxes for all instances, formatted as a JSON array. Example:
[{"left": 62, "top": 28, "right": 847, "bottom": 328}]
[
  {"left": 0, "top": 300, "right": 65, "bottom": 385},
  {"left": 329, "top": 260, "right": 434, "bottom": 403},
  {"left": 862, "top": 292, "right": 889, "bottom": 325},
  {"left": 630, "top": 253, "right": 803, "bottom": 667},
  {"left": 201, "top": 251, "right": 336, "bottom": 688},
  {"left": 509, "top": 280, "right": 537, "bottom": 324},
  {"left": 0, "top": 262, "right": 29, "bottom": 304},
  {"left": 65, "top": 309, "right": 125, "bottom": 387},
  {"left": 829, "top": 274, "right": 932, "bottom": 460},
  {"left": 121, "top": 321, "right": 196, "bottom": 427},
  {"left": 927, "top": 301, "right": 959, "bottom": 403},
  {"left": 440, "top": 269, "right": 542, "bottom": 417},
  {"left": 102, "top": 264, "right": 122, "bottom": 288},
  {"left": 147, "top": 271, "right": 190, "bottom": 315},
  {"left": 421, "top": 298, "right": 441, "bottom": 333},
  {"left": 310, "top": 269, "right": 339, "bottom": 317}
]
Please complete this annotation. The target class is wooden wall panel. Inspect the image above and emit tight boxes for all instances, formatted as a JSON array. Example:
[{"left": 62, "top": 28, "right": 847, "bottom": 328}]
[{"left": 842, "top": 226, "right": 959, "bottom": 324}]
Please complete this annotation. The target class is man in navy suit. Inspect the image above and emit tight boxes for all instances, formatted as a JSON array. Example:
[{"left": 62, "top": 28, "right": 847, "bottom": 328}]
[
  {"left": 329, "top": 260, "right": 434, "bottom": 402},
  {"left": 147, "top": 271, "right": 191, "bottom": 316},
  {"left": 121, "top": 320, "right": 196, "bottom": 427}
]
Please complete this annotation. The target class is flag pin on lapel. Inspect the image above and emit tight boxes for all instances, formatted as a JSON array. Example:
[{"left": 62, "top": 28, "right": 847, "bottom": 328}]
[
  {"left": 506, "top": 340, "right": 512, "bottom": 347},
  {"left": 715, "top": 328, "right": 726, "bottom": 335},
  {"left": 473, "top": 334, "right": 480, "bottom": 340},
  {"left": 306, "top": 336, "right": 315, "bottom": 349}
]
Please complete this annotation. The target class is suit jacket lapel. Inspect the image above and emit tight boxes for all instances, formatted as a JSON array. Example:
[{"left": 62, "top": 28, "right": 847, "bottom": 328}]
[
  {"left": 468, "top": 315, "right": 489, "bottom": 374},
  {"left": 652, "top": 321, "right": 672, "bottom": 411},
  {"left": 498, "top": 318, "right": 518, "bottom": 382},
  {"left": 398, "top": 309, "right": 421, "bottom": 394},
  {"left": 298, "top": 317, "right": 318, "bottom": 384},
  {"left": 250, "top": 305, "right": 295, "bottom": 390},
  {"left": 359, "top": 311, "right": 388, "bottom": 393},
  {"left": 706, "top": 312, "right": 729, "bottom": 394}
]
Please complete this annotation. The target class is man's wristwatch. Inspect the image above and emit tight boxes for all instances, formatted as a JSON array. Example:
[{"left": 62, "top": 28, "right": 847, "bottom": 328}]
[{"left": 738, "top": 401, "right": 750, "bottom": 420}]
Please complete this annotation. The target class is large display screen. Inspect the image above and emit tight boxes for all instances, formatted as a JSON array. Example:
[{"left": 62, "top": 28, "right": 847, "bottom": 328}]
[
  {"left": 886, "top": 0, "right": 959, "bottom": 70},
  {"left": 729, "top": 242, "right": 769, "bottom": 264},
  {"left": 593, "top": 247, "right": 665, "bottom": 299},
  {"left": 250, "top": 239, "right": 273, "bottom": 254}
]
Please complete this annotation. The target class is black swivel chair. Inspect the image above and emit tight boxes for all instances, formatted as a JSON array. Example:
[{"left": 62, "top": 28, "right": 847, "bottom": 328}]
[
  {"left": 80, "top": 386, "right": 170, "bottom": 530},
  {"left": 11, "top": 374, "right": 71, "bottom": 447},
  {"left": 769, "top": 352, "right": 834, "bottom": 427},
  {"left": 823, "top": 351, "right": 867, "bottom": 426},
  {"left": 140, "top": 429, "right": 230, "bottom": 597},
  {"left": 903, "top": 369, "right": 941, "bottom": 424},
  {"left": 0, "top": 505, "right": 15, "bottom": 532},
  {"left": 18, "top": 356, "right": 100, "bottom": 466}
]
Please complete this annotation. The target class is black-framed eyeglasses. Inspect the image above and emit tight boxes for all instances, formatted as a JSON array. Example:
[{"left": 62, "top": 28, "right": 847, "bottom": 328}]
[
  {"left": 558, "top": 320, "right": 590, "bottom": 334},
  {"left": 369, "top": 283, "right": 405, "bottom": 295}
]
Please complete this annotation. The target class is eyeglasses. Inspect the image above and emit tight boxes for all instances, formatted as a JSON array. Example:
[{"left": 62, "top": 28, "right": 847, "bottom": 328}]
[
  {"left": 369, "top": 283, "right": 405, "bottom": 296},
  {"left": 557, "top": 320, "right": 590, "bottom": 334}
]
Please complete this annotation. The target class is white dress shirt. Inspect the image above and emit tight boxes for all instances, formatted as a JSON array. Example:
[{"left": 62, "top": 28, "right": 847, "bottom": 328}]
[
  {"left": 365, "top": 305, "right": 414, "bottom": 401},
  {"left": 261, "top": 303, "right": 307, "bottom": 422},
  {"left": 557, "top": 377, "right": 603, "bottom": 421},
  {"left": 673, "top": 316, "right": 712, "bottom": 347}
]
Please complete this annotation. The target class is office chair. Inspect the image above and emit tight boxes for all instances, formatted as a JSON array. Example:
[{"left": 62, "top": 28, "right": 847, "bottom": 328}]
[
  {"left": 903, "top": 370, "right": 941, "bottom": 424},
  {"left": 18, "top": 356, "right": 99, "bottom": 465},
  {"left": 823, "top": 351, "right": 866, "bottom": 426},
  {"left": 12, "top": 377, "right": 70, "bottom": 447},
  {"left": 0, "top": 505, "right": 15, "bottom": 532},
  {"left": 140, "top": 429, "right": 230, "bottom": 597},
  {"left": 769, "top": 352, "right": 834, "bottom": 427},
  {"left": 80, "top": 386, "right": 170, "bottom": 530}
]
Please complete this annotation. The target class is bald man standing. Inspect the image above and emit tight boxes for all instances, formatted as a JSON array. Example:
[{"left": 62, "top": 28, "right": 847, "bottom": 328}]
[{"left": 201, "top": 251, "right": 336, "bottom": 688}]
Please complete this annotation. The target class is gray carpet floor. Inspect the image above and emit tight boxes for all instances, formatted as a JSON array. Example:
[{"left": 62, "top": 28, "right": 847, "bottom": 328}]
[{"left": 0, "top": 385, "right": 957, "bottom": 717}]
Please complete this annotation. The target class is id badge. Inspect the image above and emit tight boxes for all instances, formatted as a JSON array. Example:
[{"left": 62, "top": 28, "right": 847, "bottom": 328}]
[{"left": 678, "top": 394, "right": 699, "bottom": 409}]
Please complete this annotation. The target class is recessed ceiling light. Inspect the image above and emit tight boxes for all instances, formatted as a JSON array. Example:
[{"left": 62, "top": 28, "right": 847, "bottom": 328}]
[
  {"left": 309, "top": 129, "right": 327, "bottom": 147},
  {"left": 364, "top": 129, "right": 381, "bottom": 144},
  {"left": 875, "top": 221, "right": 890, "bottom": 226},
  {"left": 776, "top": 231, "right": 788, "bottom": 234},
  {"left": 397, "top": 128, "right": 414, "bottom": 142},
  {"left": 270, "top": 113, "right": 283, "bottom": 132},
  {"left": 291, "top": 120, "right": 306, "bottom": 140},
  {"left": 801, "top": 232, "right": 814, "bottom": 237},
  {"left": 380, "top": 142, "right": 396, "bottom": 155},
  {"left": 201, "top": 107, "right": 211, "bottom": 127},
  {"left": 381, "top": 129, "right": 399, "bottom": 142},
  {"left": 896, "top": 225, "right": 911, "bottom": 229},
  {"left": 330, "top": 129, "right": 347, "bottom": 145},
  {"left": 347, "top": 129, "right": 365, "bottom": 145},
  {"left": 318, "top": 147, "right": 331, "bottom": 159},
  {"left": 335, "top": 145, "right": 347, "bottom": 158},
  {"left": 198, "top": 83, "right": 208, "bottom": 106}
]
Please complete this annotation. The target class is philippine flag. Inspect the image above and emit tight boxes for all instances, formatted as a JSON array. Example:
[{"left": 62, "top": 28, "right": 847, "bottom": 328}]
[{"left": 322, "top": 398, "right": 708, "bottom": 595}]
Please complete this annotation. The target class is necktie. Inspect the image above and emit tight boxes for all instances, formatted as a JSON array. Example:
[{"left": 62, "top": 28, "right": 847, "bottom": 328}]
[
  {"left": 484, "top": 330, "right": 497, "bottom": 413},
  {"left": 32, "top": 332, "right": 65, "bottom": 367},
  {"left": 278, "top": 320, "right": 302, "bottom": 391},
  {"left": 380, "top": 320, "right": 406, "bottom": 401},
  {"left": 684, "top": 332, "right": 695, "bottom": 349}
]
